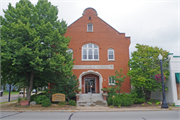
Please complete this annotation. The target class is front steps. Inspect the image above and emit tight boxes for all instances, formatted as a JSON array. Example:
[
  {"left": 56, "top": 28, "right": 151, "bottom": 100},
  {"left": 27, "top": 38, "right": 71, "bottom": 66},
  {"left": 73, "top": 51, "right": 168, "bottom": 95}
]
[{"left": 77, "top": 93, "right": 107, "bottom": 106}]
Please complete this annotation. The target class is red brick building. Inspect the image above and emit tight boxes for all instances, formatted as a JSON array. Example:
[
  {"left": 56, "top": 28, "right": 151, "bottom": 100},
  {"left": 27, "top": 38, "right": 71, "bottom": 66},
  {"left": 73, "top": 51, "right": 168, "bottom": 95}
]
[{"left": 65, "top": 7, "right": 131, "bottom": 94}]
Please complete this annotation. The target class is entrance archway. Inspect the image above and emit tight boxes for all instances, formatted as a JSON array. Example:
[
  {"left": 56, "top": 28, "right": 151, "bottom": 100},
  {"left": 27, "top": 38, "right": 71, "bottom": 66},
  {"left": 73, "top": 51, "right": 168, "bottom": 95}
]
[{"left": 79, "top": 70, "right": 103, "bottom": 94}]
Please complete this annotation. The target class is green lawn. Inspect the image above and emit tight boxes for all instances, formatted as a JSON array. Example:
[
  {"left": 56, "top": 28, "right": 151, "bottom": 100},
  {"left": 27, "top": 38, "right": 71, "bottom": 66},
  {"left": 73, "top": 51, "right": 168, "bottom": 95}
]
[
  {"left": 3, "top": 91, "right": 19, "bottom": 96},
  {"left": 0, "top": 100, "right": 17, "bottom": 104}
]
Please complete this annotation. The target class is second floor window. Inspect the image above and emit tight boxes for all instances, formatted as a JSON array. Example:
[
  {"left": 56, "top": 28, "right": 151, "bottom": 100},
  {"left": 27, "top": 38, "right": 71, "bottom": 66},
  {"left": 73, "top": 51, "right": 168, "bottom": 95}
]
[
  {"left": 108, "top": 48, "right": 114, "bottom": 60},
  {"left": 82, "top": 43, "right": 99, "bottom": 60},
  {"left": 87, "top": 23, "right": 93, "bottom": 32}
]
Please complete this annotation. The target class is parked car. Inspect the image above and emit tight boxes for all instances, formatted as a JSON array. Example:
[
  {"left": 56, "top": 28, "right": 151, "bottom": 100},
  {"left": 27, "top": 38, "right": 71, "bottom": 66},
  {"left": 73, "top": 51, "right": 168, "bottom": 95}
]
[
  {"left": 0, "top": 90, "right": 3, "bottom": 97},
  {"left": 19, "top": 90, "right": 26, "bottom": 94},
  {"left": 32, "top": 89, "right": 37, "bottom": 93}
]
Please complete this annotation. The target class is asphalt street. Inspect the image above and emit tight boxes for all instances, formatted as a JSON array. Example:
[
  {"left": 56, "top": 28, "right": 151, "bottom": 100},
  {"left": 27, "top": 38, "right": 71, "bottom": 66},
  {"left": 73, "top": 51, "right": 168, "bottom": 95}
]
[
  {"left": 0, "top": 111, "right": 180, "bottom": 120},
  {"left": 0, "top": 94, "right": 24, "bottom": 103}
]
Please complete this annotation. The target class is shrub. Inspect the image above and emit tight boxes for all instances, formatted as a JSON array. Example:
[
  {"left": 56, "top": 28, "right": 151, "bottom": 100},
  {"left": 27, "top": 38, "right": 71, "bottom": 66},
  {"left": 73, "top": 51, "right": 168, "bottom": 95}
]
[
  {"left": 107, "top": 94, "right": 114, "bottom": 106},
  {"left": 18, "top": 97, "right": 22, "bottom": 103},
  {"left": 147, "top": 102, "right": 152, "bottom": 105},
  {"left": 149, "top": 99, "right": 159, "bottom": 103},
  {"left": 35, "top": 95, "right": 48, "bottom": 104},
  {"left": 131, "top": 87, "right": 145, "bottom": 104},
  {"left": 156, "top": 101, "right": 160, "bottom": 105},
  {"left": 112, "top": 93, "right": 133, "bottom": 107},
  {"left": 59, "top": 101, "right": 66, "bottom": 105},
  {"left": 133, "top": 98, "right": 145, "bottom": 104},
  {"left": 69, "top": 100, "right": 76, "bottom": 106},
  {"left": 41, "top": 98, "right": 51, "bottom": 107},
  {"left": 30, "top": 92, "right": 46, "bottom": 102}
]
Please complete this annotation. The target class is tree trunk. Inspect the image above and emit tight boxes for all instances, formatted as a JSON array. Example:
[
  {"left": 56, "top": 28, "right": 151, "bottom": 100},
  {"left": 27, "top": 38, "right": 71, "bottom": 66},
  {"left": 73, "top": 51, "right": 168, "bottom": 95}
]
[
  {"left": 145, "top": 90, "right": 151, "bottom": 101},
  {"left": 26, "top": 71, "right": 35, "bottom": 101}
]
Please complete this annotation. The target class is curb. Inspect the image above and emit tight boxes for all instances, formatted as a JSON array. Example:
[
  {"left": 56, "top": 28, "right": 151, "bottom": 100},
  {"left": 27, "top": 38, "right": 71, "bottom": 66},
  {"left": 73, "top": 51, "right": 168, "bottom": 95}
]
[{"left": 1, "top": 108, "right": 179, "bottom": 112}]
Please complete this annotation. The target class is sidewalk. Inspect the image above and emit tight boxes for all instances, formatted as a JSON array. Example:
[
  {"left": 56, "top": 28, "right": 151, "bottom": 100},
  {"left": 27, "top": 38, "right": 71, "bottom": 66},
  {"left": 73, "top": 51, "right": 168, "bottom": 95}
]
[{"left": 1, "top": 101, "right": 180, "bottom": 112}]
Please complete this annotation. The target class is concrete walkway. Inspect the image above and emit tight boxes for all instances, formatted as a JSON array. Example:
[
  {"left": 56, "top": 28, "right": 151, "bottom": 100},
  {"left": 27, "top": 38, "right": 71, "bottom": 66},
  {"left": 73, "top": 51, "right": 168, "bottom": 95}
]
[{"left": 1, "top": 101, "right": 180, "bottom": 112}]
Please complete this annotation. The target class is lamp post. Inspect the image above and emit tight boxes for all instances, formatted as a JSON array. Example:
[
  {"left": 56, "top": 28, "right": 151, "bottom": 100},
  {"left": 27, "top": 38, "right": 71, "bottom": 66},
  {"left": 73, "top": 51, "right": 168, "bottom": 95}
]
[{"left": 158, "top": 54, "right": 169, "bottom": 108}]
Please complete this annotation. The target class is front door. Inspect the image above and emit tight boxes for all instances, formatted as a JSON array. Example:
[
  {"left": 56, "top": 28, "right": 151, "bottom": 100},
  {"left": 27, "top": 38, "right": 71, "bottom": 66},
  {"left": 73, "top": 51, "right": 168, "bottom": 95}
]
[{"left": 85, "top": 78, "right": 95, "bottom": 93}]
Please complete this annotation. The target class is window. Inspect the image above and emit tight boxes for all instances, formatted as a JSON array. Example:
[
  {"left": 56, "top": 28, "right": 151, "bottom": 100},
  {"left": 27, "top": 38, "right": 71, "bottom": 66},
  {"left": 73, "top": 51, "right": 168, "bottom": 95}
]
[
  {"left": 82, "top": 43, "right": 99, "bottom": 60},
  {"left": 109, "top": 76, "right": 115, "bottom": 85},
  {"left": 87, "top": 23, "right": 93, "bottom": 32},
  {"left": 66, "top": 48, "right": 73, "bottom": 58},
  {"left": 108, "top": 48, "right": 114, "bottom": 60}
]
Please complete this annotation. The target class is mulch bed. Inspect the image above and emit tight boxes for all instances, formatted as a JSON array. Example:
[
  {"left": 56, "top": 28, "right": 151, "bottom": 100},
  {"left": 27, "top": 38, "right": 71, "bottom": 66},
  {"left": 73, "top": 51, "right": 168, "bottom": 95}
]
[
  {"left": 1, "top": 102, "right": 178, "bottom": 110},
  {"left": 1, "top": 102, "right": 77, "bottom": 110}
]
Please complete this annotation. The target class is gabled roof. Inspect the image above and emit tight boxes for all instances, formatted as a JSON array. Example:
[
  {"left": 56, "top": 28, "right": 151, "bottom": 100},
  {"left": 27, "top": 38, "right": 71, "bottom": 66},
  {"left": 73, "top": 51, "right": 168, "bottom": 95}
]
[{"left": 67, "top": 7, "right": 130, "bottom": 38}]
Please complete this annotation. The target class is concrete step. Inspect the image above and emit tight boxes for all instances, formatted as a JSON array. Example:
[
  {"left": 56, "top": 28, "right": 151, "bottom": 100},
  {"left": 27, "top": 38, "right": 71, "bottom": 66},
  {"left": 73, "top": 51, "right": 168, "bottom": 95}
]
[{"left": 77, "top": 93, "right": 107, "bottom": 106}]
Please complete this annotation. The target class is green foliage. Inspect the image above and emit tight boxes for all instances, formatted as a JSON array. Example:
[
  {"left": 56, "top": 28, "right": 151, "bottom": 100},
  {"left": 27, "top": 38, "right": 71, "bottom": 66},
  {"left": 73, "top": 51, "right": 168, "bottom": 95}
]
[
  {"left": 130, "top": 87, "right": 145, "bottom": 104},
  {"left": 109, "top": 68, "right": 126, "bottom": 93},
  {"left": 18, "top": 97, "right": 22, "bottom": 103},
  {"left": 58, "top": 101, "right": 66, "bottom": 105},
  {"left": 1, "top": 0, "right": 73, "bottom": 101},
  {"left": 173, "top": 103, "right": 175, "bottom": 106},
  {"left": 68, "top": 100, "right": 76, "bottom": 106},
  {"left": 49, "top": 75, "right": 79, "bottom": 101},
  {"left": 149, "top": 99, "right": 159, "bottom": 103},
  {"left": 128, "top": 44, "right": 169, "bottom": 101},
  {"left": 112, "top": 93, "right": 133, "bottom": 106},
  {"left": 35, "top": 95, "right": 48, "bottom": 104},
  {"left": 147, "top": 102, "right": 152, "bottom": 105},
  {"left": 30, "top": 92, "right": 46, "bottom": 102},
  {"left": 156, "top": 101, "right": 160, "bottom": 105},
  {"left": 41, "top": 98, "right": 51, "bottom": 107},
  {"left": 107, "top": 94, "right": 114, "bottom": 106}
]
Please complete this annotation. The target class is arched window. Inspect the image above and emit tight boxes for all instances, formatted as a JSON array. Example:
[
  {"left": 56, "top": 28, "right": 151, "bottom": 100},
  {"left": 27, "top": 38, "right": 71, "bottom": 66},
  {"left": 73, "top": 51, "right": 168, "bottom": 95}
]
[
  {"left": 66, "top": 48, "right": 73, "bottom": 58},
  {"left": 82, "top": 43, "right": 99, "bottom": 60},
  {"left": 108, "top": 48, "right": 114, "bottom": 60},
  {"left": 87, "top": 23, "right": 93, "bottom": 32}
]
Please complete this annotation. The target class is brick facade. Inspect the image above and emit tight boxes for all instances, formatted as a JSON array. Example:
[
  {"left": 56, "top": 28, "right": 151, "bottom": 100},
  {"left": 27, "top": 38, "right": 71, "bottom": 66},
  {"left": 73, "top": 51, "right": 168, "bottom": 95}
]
[{"left": 64, "top": 8, "right": 131, "bottom": 94}]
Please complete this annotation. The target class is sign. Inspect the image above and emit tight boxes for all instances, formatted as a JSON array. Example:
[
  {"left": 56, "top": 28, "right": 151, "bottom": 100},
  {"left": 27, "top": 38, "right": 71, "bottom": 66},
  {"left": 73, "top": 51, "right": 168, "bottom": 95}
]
[{"left": 52, "top": 93, "right": 65, "bottom": 102}]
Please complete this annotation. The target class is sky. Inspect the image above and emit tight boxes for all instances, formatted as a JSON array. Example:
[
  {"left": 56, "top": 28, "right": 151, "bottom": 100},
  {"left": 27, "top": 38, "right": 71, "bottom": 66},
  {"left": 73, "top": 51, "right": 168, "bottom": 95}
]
[{"left": 1, "top": 0, "right": 180, "bottom": 57}]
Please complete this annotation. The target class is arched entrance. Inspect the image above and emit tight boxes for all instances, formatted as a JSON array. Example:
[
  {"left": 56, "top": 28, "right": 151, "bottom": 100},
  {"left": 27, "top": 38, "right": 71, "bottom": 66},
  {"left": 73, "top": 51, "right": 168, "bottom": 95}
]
[{"left": 79, "top": 70, "right": 103, "bottom": 94}]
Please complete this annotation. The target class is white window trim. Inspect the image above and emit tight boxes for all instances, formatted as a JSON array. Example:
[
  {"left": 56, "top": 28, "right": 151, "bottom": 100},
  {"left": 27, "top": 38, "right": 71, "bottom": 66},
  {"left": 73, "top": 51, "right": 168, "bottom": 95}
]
[
  {"left": 82, "top": 43, "right": 99, "bottom": 61},
  {"left": 108, "top": 48, "right": 115, "bottom": 61},
  {"left": 109, "top": 76, "right": 115, "bottom": 85},
  {"left": 87, "top": 23, "right": 93, "bottom": 32}
]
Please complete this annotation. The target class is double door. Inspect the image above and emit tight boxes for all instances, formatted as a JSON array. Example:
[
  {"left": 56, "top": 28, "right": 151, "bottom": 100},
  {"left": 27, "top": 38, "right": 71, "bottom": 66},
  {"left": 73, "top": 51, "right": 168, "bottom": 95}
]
[{"left": 85, "top": 78, "right": 95, "bottom": 93}]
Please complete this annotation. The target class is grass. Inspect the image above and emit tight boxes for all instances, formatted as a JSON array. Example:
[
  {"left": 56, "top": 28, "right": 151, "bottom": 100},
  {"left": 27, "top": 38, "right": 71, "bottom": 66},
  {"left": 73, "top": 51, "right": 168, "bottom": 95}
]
[
  {"left": 3, "top": 91, "right": 19, "bottom": 95},
  {"left": 0, "top": 100, "right": 17, "bottom": 104}
]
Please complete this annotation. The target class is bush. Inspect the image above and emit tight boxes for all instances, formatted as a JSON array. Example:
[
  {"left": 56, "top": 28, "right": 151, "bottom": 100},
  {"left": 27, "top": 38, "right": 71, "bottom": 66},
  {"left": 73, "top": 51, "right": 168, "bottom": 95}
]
[
  {"left": 133, "top": 98, "right": 145, "bottom": 104},
  {"left": 41, "top": 98, "right": 51, "bottom": 107},
  {"left": 68, "top": 100, "right": 76, "bottom": 106},
  {"left": 18, "top": 97, "right": 22, "bottom": 103},
  {"left": 149, "top": 99, "right": 159, "bottom": 103},
  {"left": 107, "top": 95, "right": 114, "bottom": 106},
  {"left": 35, "top": 95, "right": 48, "bottom": 104},
  {"left": 30, "top": 92, "right": 46, "bottom": 102},
  {"left": 112, "top": 93, "right": 133, "bottom": 107},
  {"left": 58, "top": 101, "right": 66, "bottom": 105},
  {"left": 131, "top": 87, "right": 145, "bottom": 104}
]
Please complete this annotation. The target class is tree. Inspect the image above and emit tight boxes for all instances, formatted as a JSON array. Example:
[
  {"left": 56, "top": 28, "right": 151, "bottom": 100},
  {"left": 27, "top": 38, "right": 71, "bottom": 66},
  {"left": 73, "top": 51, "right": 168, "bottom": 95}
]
[
  {"left": 1, "top": 0, "right": 74, "bottom": 100},
  {"left": 128, "top": 44, "right": 169, "bottom": 101},
  {"left": 49, "top": 75, "right": 79, "bottom": 101},
  {"left": 109, "top": 68, "right": 126, "bottom": 94}
]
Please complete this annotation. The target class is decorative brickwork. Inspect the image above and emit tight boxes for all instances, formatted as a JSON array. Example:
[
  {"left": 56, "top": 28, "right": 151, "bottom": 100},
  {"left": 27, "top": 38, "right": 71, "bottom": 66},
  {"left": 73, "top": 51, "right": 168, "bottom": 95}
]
[{"left": 65, "top": 8, "right": 131, "bottom": 93}]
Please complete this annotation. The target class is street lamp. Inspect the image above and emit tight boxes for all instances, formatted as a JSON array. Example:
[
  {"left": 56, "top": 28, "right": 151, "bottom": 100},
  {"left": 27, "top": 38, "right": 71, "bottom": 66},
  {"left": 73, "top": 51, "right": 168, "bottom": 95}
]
[{"left": 158, "top": 54, "right": 169, "bottom": 108}]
